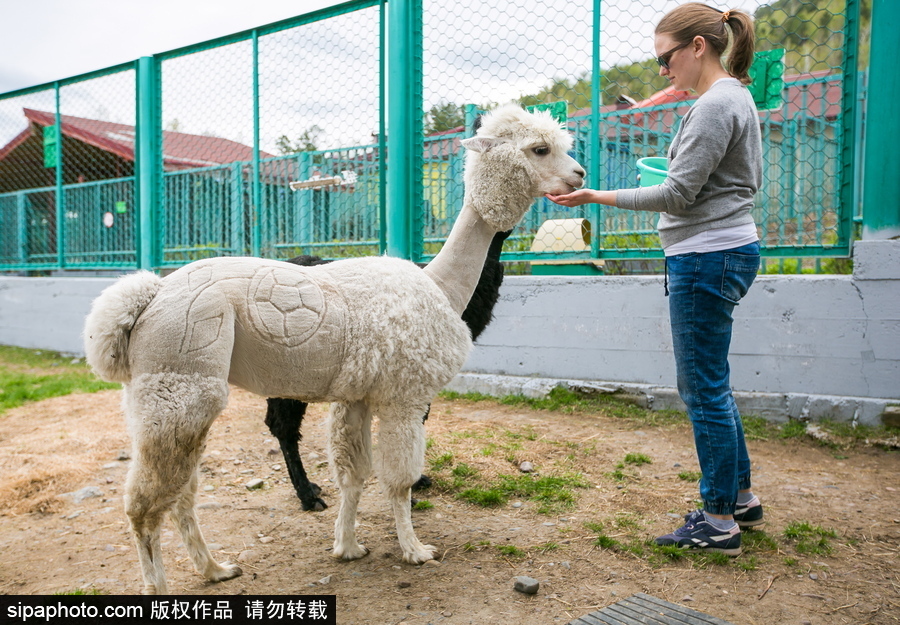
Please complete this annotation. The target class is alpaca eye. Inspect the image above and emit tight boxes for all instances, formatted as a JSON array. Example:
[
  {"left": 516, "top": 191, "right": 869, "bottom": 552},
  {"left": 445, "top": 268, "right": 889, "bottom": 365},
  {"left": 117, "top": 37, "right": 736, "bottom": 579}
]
[{"left": 532, "top": 146, "right": 551, "bottom": 156}]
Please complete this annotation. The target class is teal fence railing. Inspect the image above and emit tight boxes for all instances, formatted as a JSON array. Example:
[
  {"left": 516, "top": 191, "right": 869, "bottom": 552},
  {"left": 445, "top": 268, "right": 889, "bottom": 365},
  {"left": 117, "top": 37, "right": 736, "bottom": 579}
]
[{"left": 0, "top": 0, "right": 864, "bottom": 274}]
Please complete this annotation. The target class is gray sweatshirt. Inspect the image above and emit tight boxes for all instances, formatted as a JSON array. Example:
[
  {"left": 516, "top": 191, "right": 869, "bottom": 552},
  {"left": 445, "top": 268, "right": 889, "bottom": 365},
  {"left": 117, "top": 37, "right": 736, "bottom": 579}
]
[{"left": 616, "top": 78, "right": 762, "bottom": 248}]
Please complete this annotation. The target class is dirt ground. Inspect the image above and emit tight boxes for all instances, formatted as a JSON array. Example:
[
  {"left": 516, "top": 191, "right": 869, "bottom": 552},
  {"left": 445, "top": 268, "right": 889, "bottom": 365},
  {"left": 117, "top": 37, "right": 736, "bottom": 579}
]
[{"left": 0, "top": 387, "right": 898, "bottom": 625}]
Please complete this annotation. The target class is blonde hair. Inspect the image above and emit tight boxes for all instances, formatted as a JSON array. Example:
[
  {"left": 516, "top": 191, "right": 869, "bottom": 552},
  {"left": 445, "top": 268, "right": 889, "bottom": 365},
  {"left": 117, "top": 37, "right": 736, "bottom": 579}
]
[{"left": 656, "top": 3, "right": 755, "bottom": 85}]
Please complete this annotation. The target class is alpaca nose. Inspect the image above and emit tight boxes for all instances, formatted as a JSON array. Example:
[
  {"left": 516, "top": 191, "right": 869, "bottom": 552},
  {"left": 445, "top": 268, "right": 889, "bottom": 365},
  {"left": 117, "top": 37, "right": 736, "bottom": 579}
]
[{"left": 575, "top": 166, "right": 586, "bottom": 180}]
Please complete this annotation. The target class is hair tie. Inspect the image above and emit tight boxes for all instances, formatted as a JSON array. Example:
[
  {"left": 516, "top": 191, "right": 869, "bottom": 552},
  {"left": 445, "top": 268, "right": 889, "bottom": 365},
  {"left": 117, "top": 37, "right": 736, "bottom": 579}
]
[{"left": 721, "top": 9, "right": 732, "bottom": 22}]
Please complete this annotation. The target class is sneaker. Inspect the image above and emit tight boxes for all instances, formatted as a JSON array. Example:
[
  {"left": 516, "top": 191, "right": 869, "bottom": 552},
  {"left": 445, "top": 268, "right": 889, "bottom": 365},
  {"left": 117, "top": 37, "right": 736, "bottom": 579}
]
[
  {"left": 656, "top": 510, "right": 742, "bottom": 556},
  {"left": 733, "top": 496, "right": 765, "bottom": 529}
]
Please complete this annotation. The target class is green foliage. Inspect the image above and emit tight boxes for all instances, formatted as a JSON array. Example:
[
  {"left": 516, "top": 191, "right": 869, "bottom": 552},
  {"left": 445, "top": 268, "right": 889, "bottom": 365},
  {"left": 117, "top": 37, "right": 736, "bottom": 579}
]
[
  {"left": 412, "top": 500, "right": 434, "bottom": 511},
  {"left": 0, "top": 346, "right": 120, "bottom": 415},
  {"left": 276, "top": 125, "right": 323, "bottom": 155},
  {"left": 514, "top": 0, "right": 871, "bottom": 115},
  {"left": 425, "top": 101, "right": 465, "bottom": 135}
]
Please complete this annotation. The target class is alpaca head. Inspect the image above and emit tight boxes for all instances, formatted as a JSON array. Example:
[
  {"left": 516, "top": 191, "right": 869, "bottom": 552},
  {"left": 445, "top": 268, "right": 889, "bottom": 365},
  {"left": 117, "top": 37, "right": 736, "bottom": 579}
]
[{"left": 460, "top": 104, "right": 585, "bottom": 231}]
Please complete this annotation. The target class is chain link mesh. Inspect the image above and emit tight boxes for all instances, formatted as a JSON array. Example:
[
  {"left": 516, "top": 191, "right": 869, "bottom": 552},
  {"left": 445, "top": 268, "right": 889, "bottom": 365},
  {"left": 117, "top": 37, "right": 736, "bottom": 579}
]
[{"left": 0, "top": 0, "right": 865, "bottom": 274}]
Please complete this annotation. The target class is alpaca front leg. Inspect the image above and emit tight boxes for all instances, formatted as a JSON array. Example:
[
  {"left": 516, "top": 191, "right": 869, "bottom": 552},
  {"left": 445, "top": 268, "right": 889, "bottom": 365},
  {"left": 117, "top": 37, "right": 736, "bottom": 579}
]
[
  {"left": 327, "top": 401, "right": 372, "bottom": 560},
  {"left": 377, "top": 411, "right": 435, "bottom": 564}
]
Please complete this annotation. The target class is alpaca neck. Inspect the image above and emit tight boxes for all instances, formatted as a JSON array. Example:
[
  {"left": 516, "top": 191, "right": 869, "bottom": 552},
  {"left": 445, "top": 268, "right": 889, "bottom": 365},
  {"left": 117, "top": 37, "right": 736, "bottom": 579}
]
[{"left": 423, "top": 203, "right": 495, "bottom": 316}]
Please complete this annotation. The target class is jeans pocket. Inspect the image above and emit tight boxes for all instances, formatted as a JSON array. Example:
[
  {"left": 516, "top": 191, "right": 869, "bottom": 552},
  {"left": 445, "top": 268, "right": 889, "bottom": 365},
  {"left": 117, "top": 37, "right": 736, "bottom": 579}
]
[{"left": 721, "top": 252, "right": 760, "bottom": 303}]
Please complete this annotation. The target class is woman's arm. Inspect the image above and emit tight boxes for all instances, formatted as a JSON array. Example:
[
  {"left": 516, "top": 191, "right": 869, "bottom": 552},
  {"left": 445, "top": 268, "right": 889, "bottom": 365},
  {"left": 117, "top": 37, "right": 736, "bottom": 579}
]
[{"left": 545, "top": 189, "right": 618, "bottom": 207}]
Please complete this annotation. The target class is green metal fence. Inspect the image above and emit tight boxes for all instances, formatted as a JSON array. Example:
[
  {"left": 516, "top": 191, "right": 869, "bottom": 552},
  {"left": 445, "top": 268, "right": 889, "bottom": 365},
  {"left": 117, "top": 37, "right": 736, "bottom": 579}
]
[{"left": 0, "top": 0, "right": 864, "bottom": 274}]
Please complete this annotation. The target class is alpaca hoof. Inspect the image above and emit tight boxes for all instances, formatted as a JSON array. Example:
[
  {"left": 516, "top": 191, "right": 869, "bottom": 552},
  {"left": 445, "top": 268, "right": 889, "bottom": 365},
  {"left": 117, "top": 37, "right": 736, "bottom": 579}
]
[
  {"left": 207, "top": 561, "right": 243, "bottom": 583},
  {"left": 310, "top": 482, "right": 322, "bottom": 497},
  {"left": 334, "top": 543, "right": 369, "bottom": 561},
  {"left": 412, "top": 474, "right": 432, "bottom": 491},
  {"left": 403, "top": 545, "right": 437, "bottom": 565},
  {"left": 301, "top": 496, "right": 328, "bottom": 512}
]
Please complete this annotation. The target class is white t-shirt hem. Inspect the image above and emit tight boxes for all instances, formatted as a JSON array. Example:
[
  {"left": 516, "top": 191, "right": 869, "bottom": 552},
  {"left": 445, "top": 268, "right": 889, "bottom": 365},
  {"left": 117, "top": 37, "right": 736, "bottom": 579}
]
[{"left": 663, "top": 222, "right": 759, "bottom": 257}]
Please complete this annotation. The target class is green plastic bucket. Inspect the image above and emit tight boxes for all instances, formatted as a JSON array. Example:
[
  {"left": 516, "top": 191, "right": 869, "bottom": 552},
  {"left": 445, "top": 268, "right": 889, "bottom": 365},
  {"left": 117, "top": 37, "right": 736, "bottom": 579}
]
[{"left": 637, "top": 157, "right": 668, "bottom": 187}]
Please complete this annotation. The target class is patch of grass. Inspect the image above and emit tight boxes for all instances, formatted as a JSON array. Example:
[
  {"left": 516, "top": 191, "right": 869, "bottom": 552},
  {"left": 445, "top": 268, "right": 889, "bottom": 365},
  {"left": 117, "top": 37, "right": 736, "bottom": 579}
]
[
  {"left": 53, "top": 588, "right": 103, "bottom": 595},
  {"left": 451, "top": 463, "right": 479, "bottom": 479},
  {"left": 624, "top": 453, "right": 652, "bottom": 465},
  {"left": 735, "top": 555, "right": 759, "bottom": 571},
  {"left": 440, "top": 386, "right": 687, "bottom": 427},
  {"left": 584, "top": 521, "right": 626, "bottom": 551},
  {"left": 742, "top": 530, "right": 779, "bottom": 552},
  {"left": 458, "top": 487, "right": 506, "bottom": 507},
  {"left": 648, "top": 543, "right": 686, "bottom": 564},
  {"left": 497, "top": 545, "right": 526, "bottom": 558},
  {"left": 778, "top": 419, "right": 808, "bottom": 439},
  {"left": 741, "top": 415, "right": 775, "bottom": 441},
  {"left": 613, "top": 514, "right": 642, "bottom": 531},
  {"left": 429, "top": 452, "right": 454, "bottom": 471},
  {"left": 0, "top": 346, "right": 120, "bottom": 415},
  {"left": 444, "top": 466, "right": 588, "bottom": 514},
  {"left": 537, "top": 541, "right": 560, "bottom": 553},
  {"left": 783, "top": 521, "right": 837, "bottom": 556},
  {"left": 607, "top": 468, "right": 627, "bottom": 482},
  {"left": 412, "top": 500, "right": 433, "bottom": 510},
  {"left": 493, "top": 473, "right": 589, "bottom": 514},
  {"left": 677, "top": 470, "right": 702, "bottom": 482}
]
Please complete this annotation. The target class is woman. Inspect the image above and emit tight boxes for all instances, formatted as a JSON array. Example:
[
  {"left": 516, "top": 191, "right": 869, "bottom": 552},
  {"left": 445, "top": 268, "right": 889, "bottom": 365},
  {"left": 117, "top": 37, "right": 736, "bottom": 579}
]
[{"left": 548, "top": 3, "right": 764, "bottom": 555}]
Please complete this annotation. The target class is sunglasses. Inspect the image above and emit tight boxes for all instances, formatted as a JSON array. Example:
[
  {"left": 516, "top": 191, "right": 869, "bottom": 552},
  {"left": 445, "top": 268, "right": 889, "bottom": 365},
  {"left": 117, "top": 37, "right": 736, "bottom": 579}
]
[{"left": 655, "top": 41, "right": 690, "bottom": 69}]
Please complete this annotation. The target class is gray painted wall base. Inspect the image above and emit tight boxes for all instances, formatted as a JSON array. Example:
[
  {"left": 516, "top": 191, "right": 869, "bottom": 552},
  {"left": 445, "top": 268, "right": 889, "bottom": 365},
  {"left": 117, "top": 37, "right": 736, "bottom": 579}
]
[{"left": 1, "top": 240, "right": 898, "bottom": 425}]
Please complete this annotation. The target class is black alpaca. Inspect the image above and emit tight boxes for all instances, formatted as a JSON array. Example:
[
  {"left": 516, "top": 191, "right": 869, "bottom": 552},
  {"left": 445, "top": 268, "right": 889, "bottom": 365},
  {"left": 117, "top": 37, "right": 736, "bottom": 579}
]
[{"left": 265, "top": 230, "right": 511, "bottom": 511}]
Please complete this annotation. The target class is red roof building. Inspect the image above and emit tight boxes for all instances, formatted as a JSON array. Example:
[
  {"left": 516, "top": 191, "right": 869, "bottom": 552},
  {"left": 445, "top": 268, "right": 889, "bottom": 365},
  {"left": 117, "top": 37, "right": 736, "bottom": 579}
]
[{"left": 0, "top": 109, "right": 274, "bottom": 193}]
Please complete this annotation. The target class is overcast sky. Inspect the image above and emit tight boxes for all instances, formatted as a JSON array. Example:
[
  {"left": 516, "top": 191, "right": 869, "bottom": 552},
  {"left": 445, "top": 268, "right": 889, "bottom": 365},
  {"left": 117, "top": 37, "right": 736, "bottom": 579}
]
[
  {"left": 0, "top": 0, "right": 345, "bottom": 93},
  {"left": 0, "top": 0, "right": 770, "bottom": 152}
]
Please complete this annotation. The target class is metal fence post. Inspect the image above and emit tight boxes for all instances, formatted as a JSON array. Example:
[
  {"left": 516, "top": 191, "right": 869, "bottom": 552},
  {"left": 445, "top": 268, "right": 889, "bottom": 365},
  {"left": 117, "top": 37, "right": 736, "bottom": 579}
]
[
  {"left": 16, "top": 193, "right": 27, "bottom": 264},
  {"left": 590, "top": 0, "right": 602, "bottom": 262},
  {"left": 137, "top": 56, "right": 162, "bottom": 271},
  {"left": 861, "top": 0, "right": 900, "bottom": 239},
  {"left": 386, "top": 0, "right": 423, "bottom": 260},
  {"left": 53, "top": 83, "right": 64, "bottom": 269},
  {"left": 251, "top": 30, "right": 263, "bottom": 258}
]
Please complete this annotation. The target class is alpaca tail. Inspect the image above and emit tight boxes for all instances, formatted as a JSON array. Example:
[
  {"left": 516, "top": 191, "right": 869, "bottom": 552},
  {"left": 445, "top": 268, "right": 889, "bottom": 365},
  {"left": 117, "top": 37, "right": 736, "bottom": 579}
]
[{"left": 83, "top": 270, "right": 163, "bottom": 383}]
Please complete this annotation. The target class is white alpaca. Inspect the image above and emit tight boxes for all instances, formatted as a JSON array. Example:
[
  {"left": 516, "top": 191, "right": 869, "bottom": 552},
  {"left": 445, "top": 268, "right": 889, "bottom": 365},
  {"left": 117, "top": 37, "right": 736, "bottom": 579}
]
[{"left": 83, "top": 104, "right": 584, "bottom": 594}]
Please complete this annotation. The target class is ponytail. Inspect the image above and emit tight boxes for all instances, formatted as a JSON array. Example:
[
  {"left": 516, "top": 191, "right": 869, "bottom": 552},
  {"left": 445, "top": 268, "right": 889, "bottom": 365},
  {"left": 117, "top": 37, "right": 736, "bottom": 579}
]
[
  {"left": 722, "top": 9, "right": 755, "bottom": 85},
  {"left": 656, "top": 3, "right": 756, "bottom": 85}
]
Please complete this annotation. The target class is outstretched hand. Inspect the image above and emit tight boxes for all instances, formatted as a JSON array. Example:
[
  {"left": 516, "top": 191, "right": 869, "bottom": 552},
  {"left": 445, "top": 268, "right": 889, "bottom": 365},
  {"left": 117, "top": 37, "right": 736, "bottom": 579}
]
[{"left": 545, "top": 188, "right": 616, "bottom": 207}]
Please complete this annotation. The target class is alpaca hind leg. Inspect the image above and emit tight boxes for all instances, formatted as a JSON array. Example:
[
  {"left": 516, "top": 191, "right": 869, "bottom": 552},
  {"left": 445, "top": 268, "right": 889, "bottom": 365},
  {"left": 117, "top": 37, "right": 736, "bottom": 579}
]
[
  {"left": 123, "top": 373, "right": 229, "bottom": 593},
  {"left": 327, "top": 401, "right": 372, "bottom": 560},
  {"left": 265, "top": 398, "right": 326, "bottom": 511},
  {"left": 170, "top": 470, "right": 242, "bottom": 582},
  {"left": 376, "top": 410, "right": 435, "bottom": 564}
]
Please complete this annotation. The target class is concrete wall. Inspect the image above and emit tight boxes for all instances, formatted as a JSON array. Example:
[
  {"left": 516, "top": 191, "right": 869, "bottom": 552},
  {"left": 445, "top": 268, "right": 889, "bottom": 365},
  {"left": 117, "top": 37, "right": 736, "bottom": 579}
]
[{"left": 1, "top": 241, "right": 898, "bottom": 424}]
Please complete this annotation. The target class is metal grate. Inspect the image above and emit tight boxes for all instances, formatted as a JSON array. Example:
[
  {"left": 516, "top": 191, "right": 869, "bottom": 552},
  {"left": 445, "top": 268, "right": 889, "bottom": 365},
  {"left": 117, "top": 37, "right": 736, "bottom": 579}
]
[{"left": 567, "top": 593, "right": 735, "bottom": 625}]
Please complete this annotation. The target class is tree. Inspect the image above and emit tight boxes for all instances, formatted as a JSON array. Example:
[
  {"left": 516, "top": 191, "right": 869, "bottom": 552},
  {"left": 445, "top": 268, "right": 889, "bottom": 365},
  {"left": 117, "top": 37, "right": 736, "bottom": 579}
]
[
  {"left": 424, "top": 101, "right": 464, "bottom": 135},
  {"left": 276, "top": 125, "right": 323, "bottom": 155}
]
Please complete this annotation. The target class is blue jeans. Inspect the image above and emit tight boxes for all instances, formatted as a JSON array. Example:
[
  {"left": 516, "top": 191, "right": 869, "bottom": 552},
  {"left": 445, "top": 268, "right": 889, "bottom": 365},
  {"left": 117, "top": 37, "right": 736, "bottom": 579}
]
[{"left": 666, "top": 242, "right": 760, "bottom": 515}]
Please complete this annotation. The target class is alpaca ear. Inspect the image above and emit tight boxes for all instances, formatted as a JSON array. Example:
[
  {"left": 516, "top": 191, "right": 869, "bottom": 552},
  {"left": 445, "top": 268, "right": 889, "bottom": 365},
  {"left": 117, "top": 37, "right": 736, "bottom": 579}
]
[{"left": 461, "top": 136, "right": 508, "bottom": 153}]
